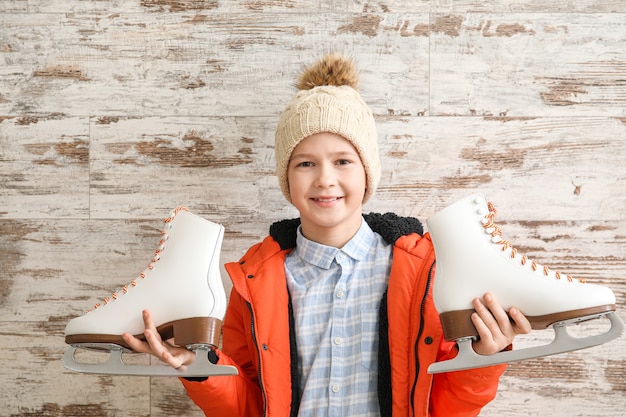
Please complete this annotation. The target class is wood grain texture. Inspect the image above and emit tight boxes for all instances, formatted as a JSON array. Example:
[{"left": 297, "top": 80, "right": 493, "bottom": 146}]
[
  {"left": 1, "top": 1, "right": 625, "bottom": 416},
  {"left": 0, "top": 117, "right": 90, "bottom": 218},
  {"left": 0, "top": 11, "right": 430, "bottom": 117},
  {"left": 430, "top": 13, "right": 626, "bottom": 116}
]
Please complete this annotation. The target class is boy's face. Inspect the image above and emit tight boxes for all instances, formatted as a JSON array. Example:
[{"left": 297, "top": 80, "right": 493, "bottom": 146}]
[{"left": 287, "top": 132, "right": 366, "bottom": 247}]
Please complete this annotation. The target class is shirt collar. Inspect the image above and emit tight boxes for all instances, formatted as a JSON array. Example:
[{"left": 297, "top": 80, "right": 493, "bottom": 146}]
[{"left": 294, "top": 218, "right": 375, "bottom": 270}]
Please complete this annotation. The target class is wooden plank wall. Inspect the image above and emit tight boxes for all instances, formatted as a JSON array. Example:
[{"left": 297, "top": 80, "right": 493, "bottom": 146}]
[{"left": 1, "top": 1, "right": 625, "bottom": 416}]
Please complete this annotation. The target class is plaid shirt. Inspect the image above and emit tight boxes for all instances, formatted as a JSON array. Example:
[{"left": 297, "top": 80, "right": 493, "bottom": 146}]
[{"left": 285, "top": 219, "right": 392, "bottom": 417}]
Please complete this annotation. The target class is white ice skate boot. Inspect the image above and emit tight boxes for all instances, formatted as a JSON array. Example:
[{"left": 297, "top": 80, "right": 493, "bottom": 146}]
[
  {"left": 63, "top": 207, "right": 238, "bottom": 377},
  {"left": 426, "top": 193, "right": 624, "bottom": 373}
]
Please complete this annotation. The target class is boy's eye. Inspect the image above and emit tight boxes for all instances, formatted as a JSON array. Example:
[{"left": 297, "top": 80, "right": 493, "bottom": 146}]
[
  {"left": 297, "top": 161, "right": 313, "bottom": 167},
  {"left": 337, "top": 159, "right": 351, "bottom": 165}
]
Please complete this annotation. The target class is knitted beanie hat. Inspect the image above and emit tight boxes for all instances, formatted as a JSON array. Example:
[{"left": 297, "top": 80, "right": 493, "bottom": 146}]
[{"left": 274, "top": 53, "right": 381, "bottom": 204}]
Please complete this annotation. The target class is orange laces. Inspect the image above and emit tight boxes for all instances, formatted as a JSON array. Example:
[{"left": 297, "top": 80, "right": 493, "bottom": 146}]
[{"left": 481, "top": 201, "right": 584, "bottom": 284}]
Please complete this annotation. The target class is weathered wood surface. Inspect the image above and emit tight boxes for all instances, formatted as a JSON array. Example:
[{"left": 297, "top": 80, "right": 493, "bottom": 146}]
[{"left": 1, "top": 2, "right": 625, "bottom": 416}]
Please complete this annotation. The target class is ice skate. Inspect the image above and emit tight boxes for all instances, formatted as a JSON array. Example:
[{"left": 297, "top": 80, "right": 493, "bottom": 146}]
[
  {"left": 63, "top": 207, "right": 238, "bottom": 377},
  {"left": 426, "top": 193, "right": 624, "bottom": 374}
]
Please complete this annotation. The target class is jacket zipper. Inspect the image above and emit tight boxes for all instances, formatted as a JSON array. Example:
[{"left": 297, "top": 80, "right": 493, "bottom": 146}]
[
  {"left": 247, "top": 302, "right": 268, "bottom": 417},
  {"left": 409, "top": 260, "right": 435, "bottom": 417}
]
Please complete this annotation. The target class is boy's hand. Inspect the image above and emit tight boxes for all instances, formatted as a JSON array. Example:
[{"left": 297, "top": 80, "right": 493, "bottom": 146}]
[
  {"left": 471, "top": 292, "right": 532, "bottom": 355},
  {"left": 122, "top": 309, "right": 196, "bottom": 369}
]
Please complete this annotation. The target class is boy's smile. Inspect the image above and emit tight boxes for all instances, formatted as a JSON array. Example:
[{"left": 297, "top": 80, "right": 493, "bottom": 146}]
[{"left": 287, "top": 132, "right": 367, "bottom": 248}]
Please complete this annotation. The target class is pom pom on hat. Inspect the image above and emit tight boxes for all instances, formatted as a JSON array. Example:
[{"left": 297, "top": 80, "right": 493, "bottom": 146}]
[
  {"left": 296, "top": 54, "right": 360, "bottom": 91},
  {"left": 275, "top": 53, "right": 381, "bottom": 204}
]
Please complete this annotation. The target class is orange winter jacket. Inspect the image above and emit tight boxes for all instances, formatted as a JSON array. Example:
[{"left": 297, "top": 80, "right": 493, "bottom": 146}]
[{"left": 181, "top": 213, "right": 507, "bottom": 417}]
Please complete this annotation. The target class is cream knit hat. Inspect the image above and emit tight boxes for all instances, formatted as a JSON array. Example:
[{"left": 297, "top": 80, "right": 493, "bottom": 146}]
[{"left": 275, "top": 53, "right": 381, "bottom": 204}]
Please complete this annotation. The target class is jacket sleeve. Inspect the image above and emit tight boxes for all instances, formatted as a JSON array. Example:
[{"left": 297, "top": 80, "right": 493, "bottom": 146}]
[
  {"left": 179, "top": 289, "right": 264, "bottom": 417},
  {"left": 428, "top": 339, "right": 507, "bottom": 417},
  {"left": 180, "top": 352, "right": 264, "bottom": 417}
]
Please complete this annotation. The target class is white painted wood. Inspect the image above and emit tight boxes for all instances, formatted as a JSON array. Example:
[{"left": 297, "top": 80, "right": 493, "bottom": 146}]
[
  {"left": 0, "top": 12, "right": 430, "bottom": 118},
  {"left": 430, "top": 13, "right": 626, "bottom": 117},
  {"left": 0, "top": 116, "right": 90, "bottom": 218},
  {"left": 1, "top": 2, "right": 624, "bottom": 416}
]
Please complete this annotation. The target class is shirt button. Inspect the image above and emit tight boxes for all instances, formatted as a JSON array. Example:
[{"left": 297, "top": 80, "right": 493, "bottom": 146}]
[
  {"left": 331, "top": 384, "right": 340, "bottom": 393},
  {"left": 338, "top": 253, "right": 346, "bottom": 259},
  {"left": 336, "top": 290, "right": 344, "bottom": 298},
  {"left": 333, "top": 337, "right": 342, "bottom": 345}
]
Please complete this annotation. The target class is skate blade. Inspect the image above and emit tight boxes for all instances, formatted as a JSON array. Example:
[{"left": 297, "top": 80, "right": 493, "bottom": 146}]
[
  {"left": 428, "top": 311, "right": 625, "bottom": 374},
  {"left": 62, "top": 344, "right": 238, "bottom": 377}
]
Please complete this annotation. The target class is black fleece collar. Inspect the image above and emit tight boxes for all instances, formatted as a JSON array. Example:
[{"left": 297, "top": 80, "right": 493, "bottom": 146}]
[{"left": 269, "top": 212, "right": 424, "bottom": 251}]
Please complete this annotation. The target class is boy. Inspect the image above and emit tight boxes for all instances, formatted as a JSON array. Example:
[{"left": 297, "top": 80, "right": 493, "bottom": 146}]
[{"left": 124, "top": 54, "right": 531, "bottom": 417}]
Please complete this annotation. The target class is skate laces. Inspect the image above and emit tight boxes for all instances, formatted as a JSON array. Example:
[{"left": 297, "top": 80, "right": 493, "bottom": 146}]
[
  {"left": 481, "top": 201, "right": 585, "bottom": 284},
  {"left": 88, "top": 206, "right": 189, "bottom": 312}
]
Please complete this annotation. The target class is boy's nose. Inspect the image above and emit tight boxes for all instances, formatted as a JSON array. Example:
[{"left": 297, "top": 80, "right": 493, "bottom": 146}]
[{"left": 314, "top": 164, "right": 337, "bottom": 187}]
